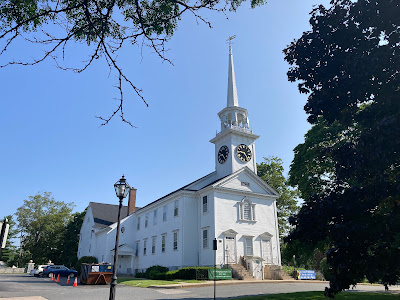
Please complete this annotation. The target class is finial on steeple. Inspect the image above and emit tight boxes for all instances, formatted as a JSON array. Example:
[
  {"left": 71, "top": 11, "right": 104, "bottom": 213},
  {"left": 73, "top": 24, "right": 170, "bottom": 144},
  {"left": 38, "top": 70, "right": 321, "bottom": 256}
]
[
  {"left": 227, "top": 35, "right": 236, "bottom": 45},
  {"left": 227, "top": 36, "right": 239, "bottom": 107}
]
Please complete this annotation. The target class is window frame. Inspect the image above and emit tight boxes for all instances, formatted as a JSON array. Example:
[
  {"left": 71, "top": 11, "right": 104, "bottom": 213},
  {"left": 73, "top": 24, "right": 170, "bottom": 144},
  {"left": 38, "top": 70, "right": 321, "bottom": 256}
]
[
  {"left": 173, "top": 230, "right": 178, "bottom": 251},
  {"left": 153, "top": 209, "right": 157, "bottom": 225},
  {"left": 244, "top": 237, "right": 254, "bottom": 256},
  {"left": 152, "top": 236, "right": 156, "bottom": 254},
  {"left": 137, "top": 216, "right": 140, "bottom": 230},
  {"left": 161, "top": 234, "right": 166, "bottom": 253},
  {"left": 202, "top": 228, "right": 209, "bottom": 249},
  {"left": 143, "top": 239, "right": 147, "bottom": 256},
  {"left": 163, "top": 205, "right": 167, "bottom": 222},
  {"left": 145, "top": 213, "right": 149, "bottom": 228},
  {"left": 174, "top": 200, "right": 179, "bottom": 217},
  {"left": 202, "top": 196, "right": 208, "bottom": 214}
]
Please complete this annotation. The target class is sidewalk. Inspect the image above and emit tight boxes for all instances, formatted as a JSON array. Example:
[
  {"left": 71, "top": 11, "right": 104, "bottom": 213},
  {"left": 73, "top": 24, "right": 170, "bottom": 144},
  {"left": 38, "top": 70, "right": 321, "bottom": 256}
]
[{"left": 148, "top": 279, "right": 329, "bottom": 289}]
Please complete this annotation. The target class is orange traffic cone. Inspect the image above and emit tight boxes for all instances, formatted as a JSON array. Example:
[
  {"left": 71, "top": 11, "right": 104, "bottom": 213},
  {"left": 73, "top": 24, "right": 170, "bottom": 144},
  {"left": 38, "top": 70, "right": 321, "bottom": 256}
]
[
  {"left": 67, "top": 275, "right": 70, "bottom": 284},
  {"left": 73, "top": 277, "right": 78, "bottom": 287},
  {"left": 56, "top": 274, "right": 60, "bottom": 282},
  {"left": 51, "top": 274, "right": 54, "bottom": 281}
]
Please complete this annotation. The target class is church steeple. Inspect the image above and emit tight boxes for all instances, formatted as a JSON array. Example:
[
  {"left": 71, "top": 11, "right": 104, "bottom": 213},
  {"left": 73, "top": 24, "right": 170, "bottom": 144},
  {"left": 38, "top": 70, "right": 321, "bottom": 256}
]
[
  {"left": 217, "top": 45, "right": 250, "bottom": 133},
  {"left": 227, "top": 45, "right": 239, "bottom": 107},
  {"left": 210, "top": 44, "right": 260, "bottom": 179}
]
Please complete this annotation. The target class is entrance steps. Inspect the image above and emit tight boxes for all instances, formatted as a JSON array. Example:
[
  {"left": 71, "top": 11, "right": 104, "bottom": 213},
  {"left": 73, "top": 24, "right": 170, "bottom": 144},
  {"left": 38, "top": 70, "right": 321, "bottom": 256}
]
[{"left": 225, "top": 264, "right": 254, "bottom": 280}]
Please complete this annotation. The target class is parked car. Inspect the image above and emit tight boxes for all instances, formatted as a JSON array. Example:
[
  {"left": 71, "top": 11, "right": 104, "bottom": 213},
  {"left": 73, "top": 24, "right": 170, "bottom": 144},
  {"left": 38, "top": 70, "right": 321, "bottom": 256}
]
[
  {"left": 33, "top": 265, "right": 50, "bottom": 277},
  {"left": 42, "top": 265, "right": 78, "bottom": 278}
]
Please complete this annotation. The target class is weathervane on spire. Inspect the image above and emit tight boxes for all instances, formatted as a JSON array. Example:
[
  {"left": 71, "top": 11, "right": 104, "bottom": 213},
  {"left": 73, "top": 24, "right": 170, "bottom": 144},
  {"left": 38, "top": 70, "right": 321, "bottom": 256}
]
[{"left": 226, "top": 35, "right": 236, "bottom": 45}]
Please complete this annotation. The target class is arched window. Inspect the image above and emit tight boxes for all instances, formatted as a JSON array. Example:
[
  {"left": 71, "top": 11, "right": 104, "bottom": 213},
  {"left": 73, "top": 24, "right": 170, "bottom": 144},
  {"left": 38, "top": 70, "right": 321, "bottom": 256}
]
[{"left": 239, "top": 198, "right": 256, "bottom": 221}]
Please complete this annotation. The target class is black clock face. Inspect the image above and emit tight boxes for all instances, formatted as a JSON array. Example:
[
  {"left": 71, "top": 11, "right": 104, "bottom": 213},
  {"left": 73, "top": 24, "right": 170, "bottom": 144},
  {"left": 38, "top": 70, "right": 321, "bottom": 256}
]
[
  {"left": 218, "top": 145, "right": 229, "bottom": 164},
  {"left": 236, "top": 144, "right": 252, "bottom": 162}
]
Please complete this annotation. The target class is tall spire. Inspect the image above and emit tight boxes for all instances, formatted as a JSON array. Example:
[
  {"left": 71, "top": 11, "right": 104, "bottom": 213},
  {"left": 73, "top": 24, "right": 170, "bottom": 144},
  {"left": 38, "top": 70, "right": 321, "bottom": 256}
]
[{"left": 227, "top": 45, "right": 239, "bottom": 107}]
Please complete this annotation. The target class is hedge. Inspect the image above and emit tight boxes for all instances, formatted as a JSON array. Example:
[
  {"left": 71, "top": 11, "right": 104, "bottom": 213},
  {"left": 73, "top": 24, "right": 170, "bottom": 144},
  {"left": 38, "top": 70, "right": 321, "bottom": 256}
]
[{"left": 136, "top": 266, "right": 216, "bottom": 280}]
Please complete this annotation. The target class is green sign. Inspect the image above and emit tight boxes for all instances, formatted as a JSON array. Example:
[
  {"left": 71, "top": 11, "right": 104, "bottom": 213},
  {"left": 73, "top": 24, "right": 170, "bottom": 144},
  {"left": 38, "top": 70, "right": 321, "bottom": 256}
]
[{"left": 208, "top": 269, "right": 232, "bottom": 280}]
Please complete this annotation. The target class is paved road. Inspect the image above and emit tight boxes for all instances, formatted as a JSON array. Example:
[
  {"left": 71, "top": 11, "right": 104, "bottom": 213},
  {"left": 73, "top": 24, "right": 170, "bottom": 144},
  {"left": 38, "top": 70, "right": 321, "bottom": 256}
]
[{"left": 0, "top": 274, "right": 397, "bottom": 300}]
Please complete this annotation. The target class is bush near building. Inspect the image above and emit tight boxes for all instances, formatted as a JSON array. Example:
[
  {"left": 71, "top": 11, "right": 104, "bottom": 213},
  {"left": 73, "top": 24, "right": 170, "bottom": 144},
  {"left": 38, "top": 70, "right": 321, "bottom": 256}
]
[{"left": 136, "top": 266, "right": 216, "bottom": 280}]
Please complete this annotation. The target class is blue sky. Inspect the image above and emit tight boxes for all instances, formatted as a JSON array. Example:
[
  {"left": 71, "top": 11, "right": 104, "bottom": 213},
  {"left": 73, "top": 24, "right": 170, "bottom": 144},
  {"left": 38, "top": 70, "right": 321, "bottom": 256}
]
[{"left": 0, "top": 0, "right": 329, "bottom": 219}]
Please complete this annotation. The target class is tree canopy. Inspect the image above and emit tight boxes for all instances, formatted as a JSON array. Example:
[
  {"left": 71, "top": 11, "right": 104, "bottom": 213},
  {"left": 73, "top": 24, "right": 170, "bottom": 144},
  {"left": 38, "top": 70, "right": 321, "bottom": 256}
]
[
  {"left": 284, "top": 0, "right": 399, "bottom": 297},
  {"left": 0, "top": 0, "right": 266, "bottom": 126},
  {"left": 257, "top": 156, "right": 299, "bottom": 238},
  {"left": 16, "top": 192, "right": 74, "bottom": 264},
  {"left": 57, "top": 210, "right": 86, "bottom": 268}
]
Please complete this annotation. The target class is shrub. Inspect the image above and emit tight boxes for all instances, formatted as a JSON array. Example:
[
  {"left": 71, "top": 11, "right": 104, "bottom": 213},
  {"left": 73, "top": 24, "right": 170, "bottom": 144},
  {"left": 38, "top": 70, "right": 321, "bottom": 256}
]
[
  {"left": 165, "top": 270, "right": 179, "bottom": 280},
  {"left": 144, "top": 265, "right": 169, "bottom": 279},
  {"left": 135, "top": 271, "right": 145, "bottom": 278},
  {"left": 174, "top": 266, "right": 214, "bottom": 280},
  {"left": 75, "top": 256, "right": 98, "bottom": 274},
  {"left": 320, "top": 258, "right": 332, "bottom": 281},
  {"left": 149, "top": 271, "right": 166, "bottom": 280}
]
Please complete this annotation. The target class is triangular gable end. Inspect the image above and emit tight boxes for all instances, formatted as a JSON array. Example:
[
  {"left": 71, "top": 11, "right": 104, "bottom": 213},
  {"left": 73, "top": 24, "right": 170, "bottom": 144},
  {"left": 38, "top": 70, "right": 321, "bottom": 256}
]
[
  {"left": 110, "top": 244, "right": 135, "bottom": 256},
  {"left": 212, "top": 167, "right": 279, "bottom": 197}
]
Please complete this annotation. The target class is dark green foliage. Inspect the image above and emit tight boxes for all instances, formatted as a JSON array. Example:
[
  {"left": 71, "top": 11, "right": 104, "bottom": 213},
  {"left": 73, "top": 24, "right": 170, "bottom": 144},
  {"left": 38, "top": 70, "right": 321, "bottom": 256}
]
[
  {"left": 75, "top": 256, "right": 98, "bottom": 273},
  {"left": 284, "top": 0, "right": 400, "bottom": 297},
  {"left": 320, "top": 258, "right": 332, "bottom": 281},
  {"left": 16, "top": 192, "right": 74, "bottom": 264},
  {"left": 57, "top": 211, "right": 86, "bottom": 268},
  {"left": 257, "top": 157, "right": 299, "bottom": 237},
  {"left": 144, "top": 265, "right": 168, "bottom": 279},
  {"left": 140, "top": 266, "right": 213, "bottom": 280},
  {"left": 164, "top": 269, "right": 179, "bottom": 280},
  {"left": 173, "top": 266, "right": 213, "bottom": 280},
  {"left": 135, "top": 271, "right": 145, "bottom": 278}
]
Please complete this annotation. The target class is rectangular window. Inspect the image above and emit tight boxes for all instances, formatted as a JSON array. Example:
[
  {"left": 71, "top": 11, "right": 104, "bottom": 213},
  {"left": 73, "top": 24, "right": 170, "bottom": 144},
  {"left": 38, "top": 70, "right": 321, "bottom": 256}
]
[
  {"left": 202, "top": 229, "right": 208, "bottom": 249},
  {"left": 152, "top": 236, "right": 156, "bottom": 254},
  {"left": 135, "top": 241, "right": 139, "bottom": 256},
  {"left": 153, "top": 209, "right": 157, "bottom": 225},
  {"left": 163, "top": 205, "right": 167, "bottom": 221},
  {"left": 137, "top": 216, "right": 140, "bottom": 230},
  {"left": 173, "top": 230, "right": 178, "bottom": 250},
  {"left": 145, "top": 214, "right": 149, "bottom": 228},
  {"left": 245, "top": 237, "right": 253, "bottom": 256},
  {"left": 161, "top": 235, "right": 166, "bottom": 253},
  {"left": 143, "top": 239, "right": 147, "bottom": 255},
  {"left": 174, "top": 200, "right": 179, "bottom": 217},
  {"left": 202, "top": 196, "right": 208, "bottom": 213}
]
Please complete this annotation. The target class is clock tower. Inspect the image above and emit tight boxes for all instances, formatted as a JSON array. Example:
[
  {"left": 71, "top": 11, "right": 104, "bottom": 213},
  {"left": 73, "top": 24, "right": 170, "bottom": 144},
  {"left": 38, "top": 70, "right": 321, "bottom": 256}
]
[{"left": 210, "top": 45, "right": 259, "bottom": 180}]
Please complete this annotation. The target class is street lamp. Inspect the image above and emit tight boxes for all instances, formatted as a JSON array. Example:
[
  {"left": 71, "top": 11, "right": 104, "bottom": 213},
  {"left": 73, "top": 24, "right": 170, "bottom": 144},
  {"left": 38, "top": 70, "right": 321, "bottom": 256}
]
[{"left": 109, "top": 175, "right": 130, "bottom": 300}]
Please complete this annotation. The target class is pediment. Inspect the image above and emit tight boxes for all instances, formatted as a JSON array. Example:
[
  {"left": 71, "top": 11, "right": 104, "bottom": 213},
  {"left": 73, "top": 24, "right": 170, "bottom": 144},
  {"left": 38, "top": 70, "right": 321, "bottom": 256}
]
[
  {"left": 223, "top": 229, "right": 238, "bottom": 235},
  {"left": 260, "top": 231, "right": 273, "bottom": 238},
  {"left": 213, "top": 167, "right": 279, "bottom": 197},
  {"left": 110, "top": 243, "right": 135, "bottom": 255}
]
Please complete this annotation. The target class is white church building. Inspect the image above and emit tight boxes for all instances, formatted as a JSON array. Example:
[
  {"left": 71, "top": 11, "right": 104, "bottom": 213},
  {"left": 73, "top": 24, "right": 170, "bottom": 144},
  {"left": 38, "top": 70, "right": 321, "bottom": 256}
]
[{"left": 78, "top": 46, "right": 281, "bottom": 279}]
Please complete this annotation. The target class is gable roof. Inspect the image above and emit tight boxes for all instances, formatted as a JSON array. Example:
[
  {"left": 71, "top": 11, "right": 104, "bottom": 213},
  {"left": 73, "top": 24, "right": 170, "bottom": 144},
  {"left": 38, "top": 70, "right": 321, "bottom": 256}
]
[
  {"left": 208, "top": 167, "right": 280, "bottom": 197},
  {"left": 136, "top": 171, "right": 225, "bottom": 212},
  {"left": 89, "top": 202, "right": 129, "bottom": 229}
]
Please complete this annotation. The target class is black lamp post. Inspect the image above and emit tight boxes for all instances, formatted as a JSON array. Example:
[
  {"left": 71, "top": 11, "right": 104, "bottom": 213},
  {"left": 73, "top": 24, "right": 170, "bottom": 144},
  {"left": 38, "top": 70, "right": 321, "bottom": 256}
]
[{"left": 109, "top": 175, "right": 130, "bottom": 300}]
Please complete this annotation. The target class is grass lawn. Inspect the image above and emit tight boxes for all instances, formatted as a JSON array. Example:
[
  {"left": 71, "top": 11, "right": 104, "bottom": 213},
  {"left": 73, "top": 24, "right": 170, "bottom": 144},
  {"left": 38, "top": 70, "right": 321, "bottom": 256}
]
[
  {"left": 235, "top": 291, "right": 399, "bottom": 299},
  {"left": 117, "top": 278, "right": 201, "bottom": 288}
]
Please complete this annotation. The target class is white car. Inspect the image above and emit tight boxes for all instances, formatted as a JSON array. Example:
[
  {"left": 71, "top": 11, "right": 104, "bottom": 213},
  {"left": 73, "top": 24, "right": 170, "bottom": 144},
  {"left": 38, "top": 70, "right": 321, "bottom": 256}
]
[{"left": 32, "top": 265, "right": 49, "bottom": 277}]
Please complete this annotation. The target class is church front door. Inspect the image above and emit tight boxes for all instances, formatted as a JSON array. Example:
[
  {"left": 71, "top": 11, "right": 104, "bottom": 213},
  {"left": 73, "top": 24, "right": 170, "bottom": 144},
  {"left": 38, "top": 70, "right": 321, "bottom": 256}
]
[
  {"left": 225, "top": 236, "right": 236, "bottom": 264},
  {"left": 261, "top": 239, "right": 272, "bottom": 264}
]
